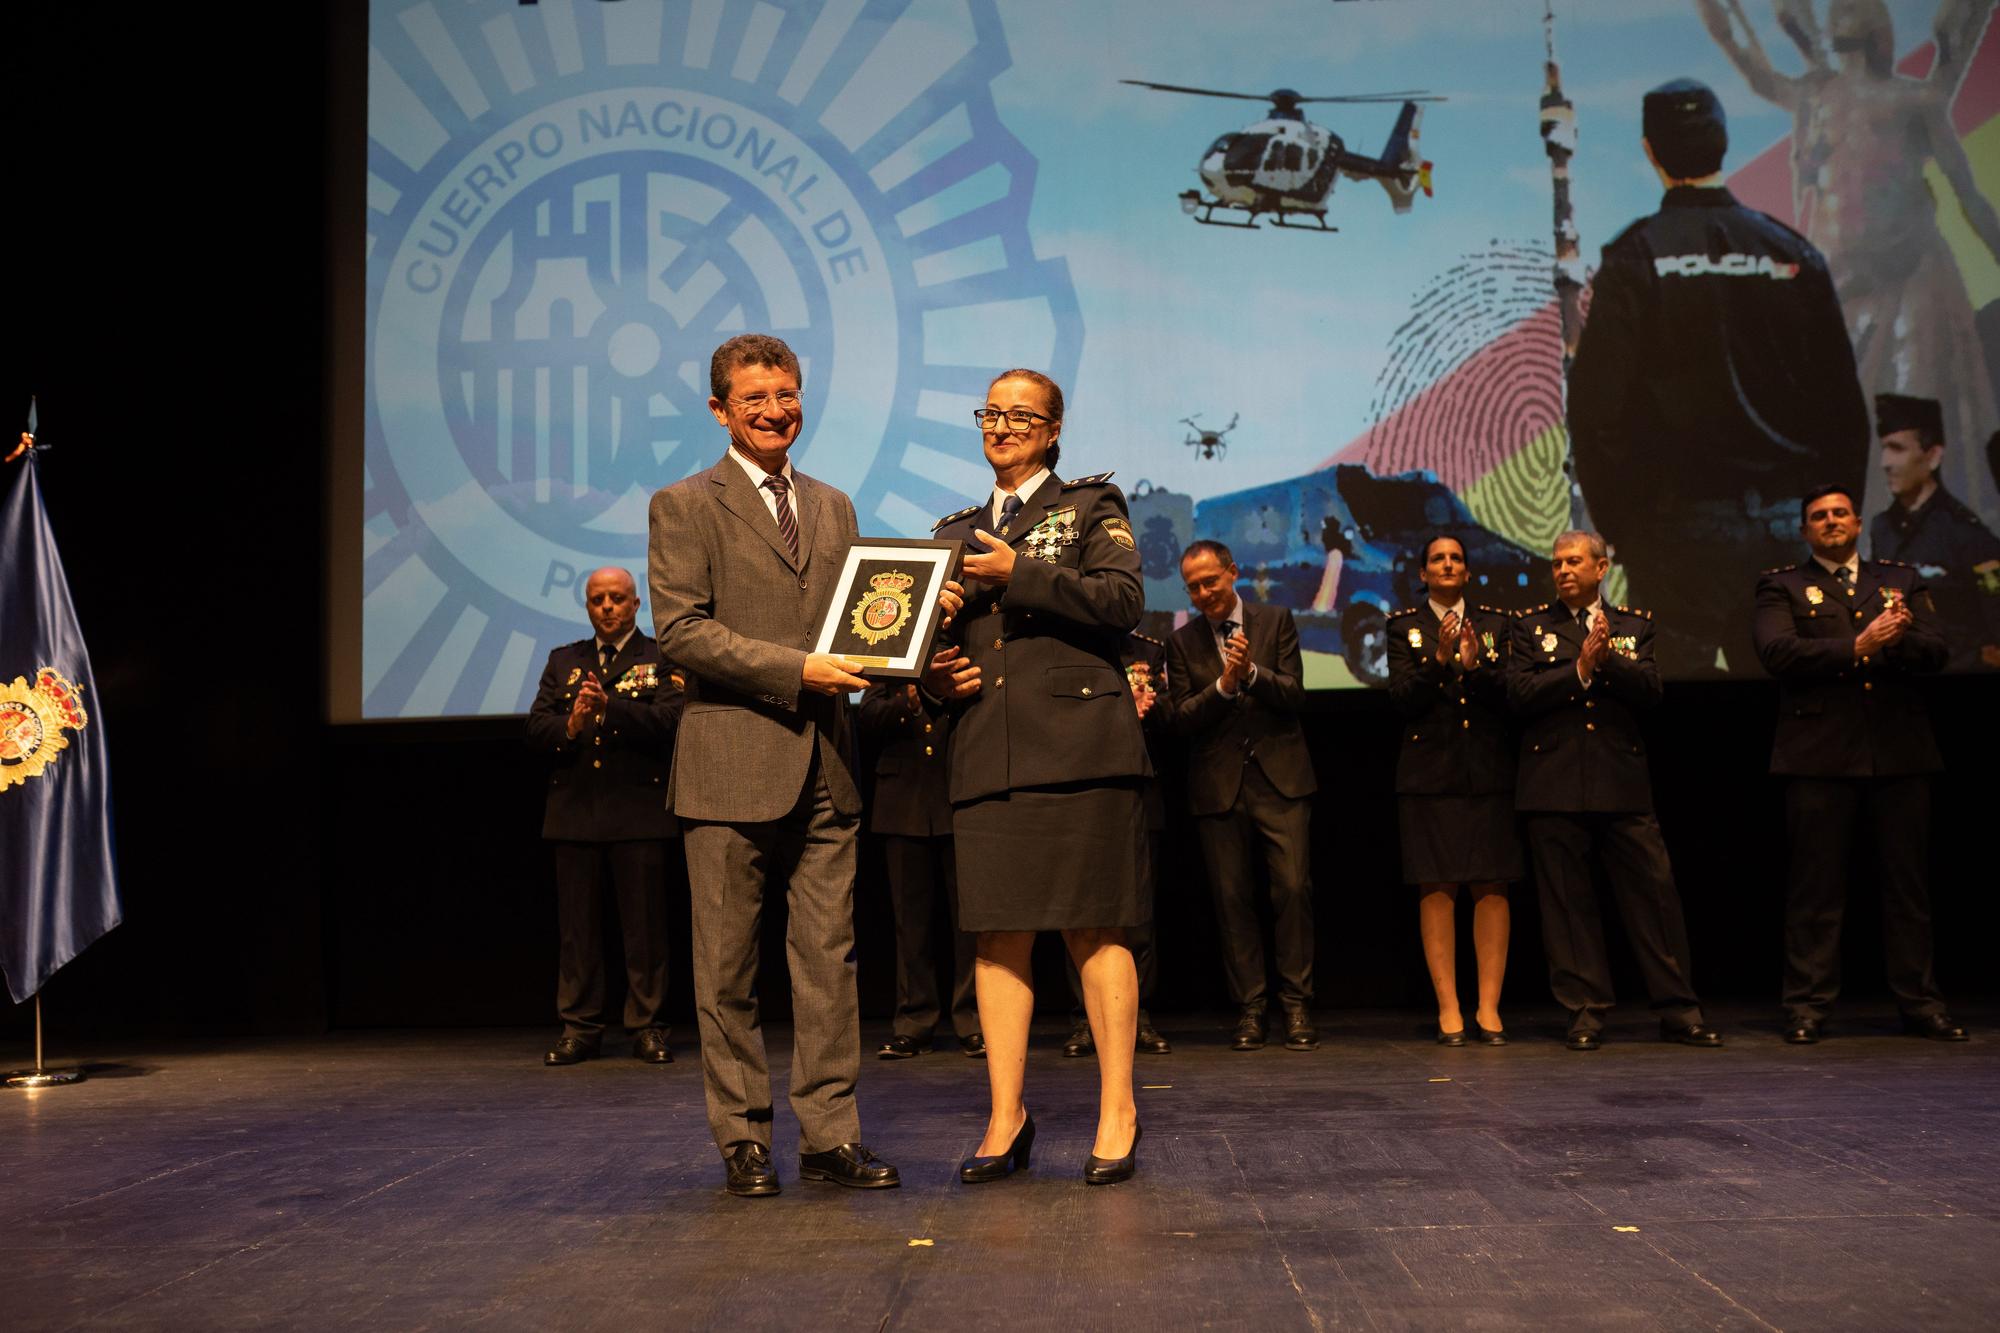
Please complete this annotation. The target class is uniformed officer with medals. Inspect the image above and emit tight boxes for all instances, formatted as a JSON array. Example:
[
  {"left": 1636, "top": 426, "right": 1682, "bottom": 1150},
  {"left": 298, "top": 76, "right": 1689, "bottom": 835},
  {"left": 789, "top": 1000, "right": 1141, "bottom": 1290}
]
[
  {"left": 1506, "top": 532, "right": 1721, "bottom": 1051},
  {"left": 924, "top": 368, "right": 1149, "bottom": 1186},
  {"left": 1386, "top": 535, "right": 1521, "bottom": 1047},
  {"left": 1752, "top": 484, "right": 1966, "bottom": 1043},
  {"left": 525, "top": 567, "right": 685, "bottom": 1066}
]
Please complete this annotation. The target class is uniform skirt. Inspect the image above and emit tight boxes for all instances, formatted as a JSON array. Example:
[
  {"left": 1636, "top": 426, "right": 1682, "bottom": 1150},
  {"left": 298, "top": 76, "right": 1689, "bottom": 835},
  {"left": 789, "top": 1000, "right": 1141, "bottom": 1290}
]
[
  {"left": 1398, "top": 793, "right": 1524, "bottom": 885},
  {"left": 954, "top": 781, "right": 1149, "bottom": 932}
]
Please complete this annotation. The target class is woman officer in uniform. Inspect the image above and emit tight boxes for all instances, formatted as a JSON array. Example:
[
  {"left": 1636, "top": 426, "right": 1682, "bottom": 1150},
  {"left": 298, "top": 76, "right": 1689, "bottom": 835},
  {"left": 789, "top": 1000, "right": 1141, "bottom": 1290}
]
[
  {"left": 925, "top": 369, "right": 1150, "bottom": 1185},
  {"left": 1385, "top": 535, "right": 1521, "bottom": 1045}
]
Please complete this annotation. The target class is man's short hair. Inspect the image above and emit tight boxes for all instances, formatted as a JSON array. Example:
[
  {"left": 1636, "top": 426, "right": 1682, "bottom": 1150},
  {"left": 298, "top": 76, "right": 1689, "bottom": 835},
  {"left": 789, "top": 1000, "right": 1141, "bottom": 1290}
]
[
  {"left": 1643, "top": 77, "right": 1727, "bottom": 179},
  {"left": 1552, "top": 529, "right": 1608, "bottom": 562},
  {"left": 1181, "top": 538, "right": 1235, "bottom": 569},
  {"left": 1420, "top": 532, "right": 1468, "bottom": 566},
  {"left": 1799, "top": 484, "right": 1856, "bottom": 523},
  {"left": 710, "top": 334, "right": 800, "bottom": 400}
]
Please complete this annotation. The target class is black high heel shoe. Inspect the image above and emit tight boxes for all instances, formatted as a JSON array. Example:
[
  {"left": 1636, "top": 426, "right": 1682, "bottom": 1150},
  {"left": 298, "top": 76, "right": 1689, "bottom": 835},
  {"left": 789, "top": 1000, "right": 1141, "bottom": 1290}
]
[
  {"left": 1472, "top": 1022, "right": 1508, "bottom": 1046},
  {"left": 959, "top": 1113, "right": 1035, "bottom": 1183},
  {"left": 1083, "top": 1121, "right": 1142, "bottom": 1186}
]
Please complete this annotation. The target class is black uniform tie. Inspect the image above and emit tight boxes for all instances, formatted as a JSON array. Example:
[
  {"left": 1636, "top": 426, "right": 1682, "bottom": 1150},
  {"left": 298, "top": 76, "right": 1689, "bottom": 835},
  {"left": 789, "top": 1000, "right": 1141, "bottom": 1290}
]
[
  {"left": 763, "top": 473, "right": 799, "bottom": 562},
  {"left": 599, "top": 642, "right": 616, "bottom": 675},
  {"left": 998, "top": 493, "right": 1022, "bottom": 534}
]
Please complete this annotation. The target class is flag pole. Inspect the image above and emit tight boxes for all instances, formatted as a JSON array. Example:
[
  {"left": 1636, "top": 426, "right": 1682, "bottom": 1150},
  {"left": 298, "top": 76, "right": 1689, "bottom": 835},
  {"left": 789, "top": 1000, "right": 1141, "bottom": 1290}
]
[{"left": 6, "top": 994, "right": 86, "bottom": 1088}]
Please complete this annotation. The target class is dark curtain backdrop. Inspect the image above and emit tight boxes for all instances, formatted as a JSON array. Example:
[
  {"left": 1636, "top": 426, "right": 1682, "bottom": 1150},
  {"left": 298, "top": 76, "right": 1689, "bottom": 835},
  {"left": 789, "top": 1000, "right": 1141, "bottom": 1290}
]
[{"left": 5, "top": 5, "right": 1994, "bottom": 1043}]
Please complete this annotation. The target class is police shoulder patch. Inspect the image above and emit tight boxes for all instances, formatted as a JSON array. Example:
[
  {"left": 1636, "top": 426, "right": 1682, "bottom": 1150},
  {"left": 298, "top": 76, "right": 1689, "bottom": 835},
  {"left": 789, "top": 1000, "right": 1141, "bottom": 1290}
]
[
  {"left": 1061, "top": 471, "right": 1115, "bottom": 488},
  {"left": 932, "top": 504, "right": 981, "bottom": 531}
]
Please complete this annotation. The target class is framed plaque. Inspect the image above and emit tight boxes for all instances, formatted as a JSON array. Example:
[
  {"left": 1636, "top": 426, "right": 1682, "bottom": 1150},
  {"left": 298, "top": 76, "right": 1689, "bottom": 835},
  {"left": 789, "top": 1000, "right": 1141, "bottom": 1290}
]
[{"left": 812, "top": 538, "right": 963, "bottom": 678}]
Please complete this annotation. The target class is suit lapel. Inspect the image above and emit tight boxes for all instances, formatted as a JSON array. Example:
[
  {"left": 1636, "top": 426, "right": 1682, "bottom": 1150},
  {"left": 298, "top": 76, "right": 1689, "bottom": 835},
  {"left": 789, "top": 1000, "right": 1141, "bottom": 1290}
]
[
  {"left": 1183, "top": 616, "right": 1225, "bottom": 683},
  {"left": 792, "top": 471, "right": 820, "bottom": 574},
  {"left": 1852, "top": 561, "right": 1882, "bottom": 615},
  {"left": 710, "top": 457, "right": 799, "bottom": 571}
]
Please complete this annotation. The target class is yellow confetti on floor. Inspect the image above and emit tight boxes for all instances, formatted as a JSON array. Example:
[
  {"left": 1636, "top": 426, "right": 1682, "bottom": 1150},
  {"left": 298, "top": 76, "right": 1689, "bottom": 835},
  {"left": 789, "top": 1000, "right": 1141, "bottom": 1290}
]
[
  {"left": 1141, "top": 1084, "right": 1173, "bottom": 1090},
  {"left": 1428, "top": 1077, "right": 1452, "bottom": 1083},
  {"left": 1613, "top": 1226, "right": 1640, "bottom": 1233},
  {"left": 908, "top": 1238, "right": 935, "bottom": 1247}
]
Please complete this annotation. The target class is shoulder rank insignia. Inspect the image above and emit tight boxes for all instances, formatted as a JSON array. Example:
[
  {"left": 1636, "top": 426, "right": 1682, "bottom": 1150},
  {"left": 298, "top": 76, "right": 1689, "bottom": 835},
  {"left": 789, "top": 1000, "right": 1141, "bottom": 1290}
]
[
  {"left": 1475, "top": 604, "right": 1505, "bottom": 617},
  {"left": 1061, "top": 471, "right": 1115, "bottom": 488},
  {"left": 1522, "top": 602, "right": 1551, "bottom": 616},
  {"left": 1762, "top": 564, "right": 1799, "bottom": 576},
  {"left": 1874, "top": 558, "right": 1913, "bottom": 568},
  {"left": 1388, "top": 607, "right": 1418, "bottom": 619},
  {"left": 1614, "top": 604, "right": 1653, "bottom": 620},
  {"left": 1130, "top": 630, "right": 1165, "bottom": 648},
  {"left": 932, "top": 504, "right": 981, "bottom": 532}
]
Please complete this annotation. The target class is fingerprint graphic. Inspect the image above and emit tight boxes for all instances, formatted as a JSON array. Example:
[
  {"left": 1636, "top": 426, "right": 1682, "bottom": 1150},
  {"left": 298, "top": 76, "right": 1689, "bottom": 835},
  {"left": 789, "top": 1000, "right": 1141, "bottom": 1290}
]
[{"left": 1355, "top": 242, "right": 1572, "bottom": 553}]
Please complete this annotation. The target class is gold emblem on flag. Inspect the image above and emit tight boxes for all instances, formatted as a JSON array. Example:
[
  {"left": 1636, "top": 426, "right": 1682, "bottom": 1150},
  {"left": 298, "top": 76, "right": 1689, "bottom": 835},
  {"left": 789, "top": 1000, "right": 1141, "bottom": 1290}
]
[
  {"left": 850, "top": 570, "right": 917, "bottom": 646},
  {"left": 0, "top": 668, "right": 88, "bottom": 793}
]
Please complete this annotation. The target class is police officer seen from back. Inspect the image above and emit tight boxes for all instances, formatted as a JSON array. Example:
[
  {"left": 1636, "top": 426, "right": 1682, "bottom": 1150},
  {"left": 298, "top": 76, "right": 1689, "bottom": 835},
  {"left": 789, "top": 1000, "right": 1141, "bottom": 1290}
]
[
  {"left": 1867, "top": 393, "right": 2000, "bottom": 672},
  {"left": 1507, "top": 532, "right": 1720, "bottom": 1052},
  {"left": 1569, "top": 77, "right": 1869, "bottom": 676},
  {"left": 525, "top": 567, "right": 685, "bottom": 1067},
  {"left": 1753, "top": 485, "right": 1965, "bottom": 1044}
]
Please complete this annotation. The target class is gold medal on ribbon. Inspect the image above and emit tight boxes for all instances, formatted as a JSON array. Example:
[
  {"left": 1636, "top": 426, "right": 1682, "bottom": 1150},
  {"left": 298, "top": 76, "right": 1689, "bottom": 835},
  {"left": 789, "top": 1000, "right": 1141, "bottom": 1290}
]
[{"left": 850, "top": 570, "right": 916, "bottom": 646}]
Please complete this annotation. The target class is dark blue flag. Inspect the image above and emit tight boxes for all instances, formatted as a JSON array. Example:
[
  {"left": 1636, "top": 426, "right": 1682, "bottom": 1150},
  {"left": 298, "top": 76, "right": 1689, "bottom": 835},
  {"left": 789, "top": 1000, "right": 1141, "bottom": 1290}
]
[{"left": 1, "top": 451, "right": 121, "bottom": 1003}]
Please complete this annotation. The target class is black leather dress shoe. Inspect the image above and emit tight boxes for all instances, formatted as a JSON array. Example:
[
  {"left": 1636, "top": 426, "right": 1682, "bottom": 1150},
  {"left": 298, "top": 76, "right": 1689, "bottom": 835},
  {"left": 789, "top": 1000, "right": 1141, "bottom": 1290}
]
[
  {"left": 1136, "top": 1013, "right": 1172, "bottom": 1055},
  {"left": 1902, "top": 1013, "right": 1969, "bottom": 1042},
  {"left": 724, "top": 1142, "right": 779, "bottom": 1197},
  {"left": 1661, "top": 1022, "right": 1724, "bottom": 1048},
  {"left": 1472, "top": 1023, "right": 1507, "bottom": 1046},
  {"left": 959, "top": 1114, "right": 1035, "bottom": 1183},
  {"left": 1437, "top": 1027, "right": 1466, "bottom": 1047},
  {"left": 633, "top": 1029, "right": 672, "bottom": 1063},
  {"left": 799, "top": 1142, "right": 900, "bottom": 1189},
  {"left": 1083, "top": 1122, "right": 1142, "bottom": 1186},
  {"left": 1784, "top": 1018, "right": 1822, "bottom": 1045},
  {"left": 1062, "top": 1020, "right": 1094, "bottom": 1058},
  {"left": 1282, "top": 1007, "right": 1319, "bottom": 1051},
  {"left": 877, "top": 1034, "right": 922, "bottom": 1059},
  {"left": 544, "top": 1035, "right": 599, "bottom": 1066},
  {"left": 1566, "top": 1030, "right": 1602, "bottom": 1052},
  {"left": 960, "top": 1033, "right": 987, "bottom": 1059},
  {"left": 1230, "top": 1008, "right": 1266, "bottom": 1052}
]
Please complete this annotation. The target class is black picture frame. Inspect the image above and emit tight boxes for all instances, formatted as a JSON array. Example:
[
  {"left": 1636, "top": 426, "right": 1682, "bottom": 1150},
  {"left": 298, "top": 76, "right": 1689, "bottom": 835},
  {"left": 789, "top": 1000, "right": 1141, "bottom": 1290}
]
[{"left": 812, "top": 538, "right": 963, "bottom": 678}]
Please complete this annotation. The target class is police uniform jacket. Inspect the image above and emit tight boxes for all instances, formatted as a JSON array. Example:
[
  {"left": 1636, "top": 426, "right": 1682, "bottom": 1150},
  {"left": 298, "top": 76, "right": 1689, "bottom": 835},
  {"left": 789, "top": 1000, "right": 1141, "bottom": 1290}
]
[
  {"left": 1568, "top": 187, "right": 1868, "bottom": 554},
  {"left": 1751, "top": 560, "right": 1947, "bottom": 777},
  {"left": 1385, "top": 603, "right": 1514, "bottom": 796},
  {"left": 525, "top": 632, "right": 684, "bottom": 841},
  {"left": 1165, "top": 600, "right": 1318, "bottom": 818},
  {"left": 932, "top": 471, "right": 1150, "bottom": 805},
  {"left": 856, "top": 683, "right": 953, "bottom": 838},
  {"left": 1505, "top": 603, "right": 1661, "bottom": 813},
  {"left": 1868, "top": 486, "right": 2000, "bottom": 672}
]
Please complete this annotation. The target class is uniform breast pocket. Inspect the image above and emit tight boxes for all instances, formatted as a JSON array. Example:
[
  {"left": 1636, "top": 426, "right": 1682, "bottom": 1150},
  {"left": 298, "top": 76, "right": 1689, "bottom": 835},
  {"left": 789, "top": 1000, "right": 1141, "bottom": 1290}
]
[{"left": 1047, "top": 665, "right": 1122, "bottom": 701}]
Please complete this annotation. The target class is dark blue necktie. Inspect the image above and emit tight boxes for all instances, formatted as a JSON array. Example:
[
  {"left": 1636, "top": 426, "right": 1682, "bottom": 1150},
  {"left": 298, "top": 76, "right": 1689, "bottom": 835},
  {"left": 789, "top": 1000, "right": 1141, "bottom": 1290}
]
[{"left": 999, "top": 493, "right": 1022, "bottom": 534}]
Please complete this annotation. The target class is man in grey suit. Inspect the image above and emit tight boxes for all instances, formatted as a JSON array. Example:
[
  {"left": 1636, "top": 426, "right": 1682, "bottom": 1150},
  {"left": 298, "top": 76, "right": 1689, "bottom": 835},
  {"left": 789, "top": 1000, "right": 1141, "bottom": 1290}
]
[
  {"left": 648, "top": 333, "right": 900, "bottom": 1198},
  {"left": 1166, "top": 540, "right": 1320, "bottom": 1053}
]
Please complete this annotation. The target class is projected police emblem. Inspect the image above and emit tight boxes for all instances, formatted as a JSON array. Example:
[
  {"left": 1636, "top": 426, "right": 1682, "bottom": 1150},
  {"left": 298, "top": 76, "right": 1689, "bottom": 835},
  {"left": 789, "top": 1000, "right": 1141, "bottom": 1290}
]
[{"left": 362, "top": 1, "right": 1079, "bottom": 718}]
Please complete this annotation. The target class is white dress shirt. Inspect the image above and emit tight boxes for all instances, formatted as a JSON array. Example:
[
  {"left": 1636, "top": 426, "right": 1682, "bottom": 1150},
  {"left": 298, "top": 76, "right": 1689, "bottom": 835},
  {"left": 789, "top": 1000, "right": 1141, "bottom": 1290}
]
[
  {"left": 988, "top": 466, "right": 1051, "bottom": 530},
  {"left": 729, "top": 445, "right": 797, "bottom": 523}
]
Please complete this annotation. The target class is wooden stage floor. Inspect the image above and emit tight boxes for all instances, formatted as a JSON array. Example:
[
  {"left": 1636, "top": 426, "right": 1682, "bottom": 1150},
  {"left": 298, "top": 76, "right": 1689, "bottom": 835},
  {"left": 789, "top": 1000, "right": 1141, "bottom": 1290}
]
[{"left": 6, "top": 1006, "right": 1998, "bottom": 1330}]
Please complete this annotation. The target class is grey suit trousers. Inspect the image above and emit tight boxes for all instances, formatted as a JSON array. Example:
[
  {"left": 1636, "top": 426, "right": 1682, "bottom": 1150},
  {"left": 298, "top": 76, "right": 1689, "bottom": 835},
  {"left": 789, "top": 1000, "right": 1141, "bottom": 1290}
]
[{"left": 681, "top": 761, "right": 862, "bottom": 1156}]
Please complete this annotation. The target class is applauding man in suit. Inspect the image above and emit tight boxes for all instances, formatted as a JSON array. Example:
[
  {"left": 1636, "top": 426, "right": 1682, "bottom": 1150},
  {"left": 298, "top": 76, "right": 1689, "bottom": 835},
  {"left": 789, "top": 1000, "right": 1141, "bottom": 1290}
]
[
  {"left": 648, "top": 334, "right": 898, "bottom": 1198},
  {"left": 1167, "top": 540, "right": 1320, "bottom": 1052}
]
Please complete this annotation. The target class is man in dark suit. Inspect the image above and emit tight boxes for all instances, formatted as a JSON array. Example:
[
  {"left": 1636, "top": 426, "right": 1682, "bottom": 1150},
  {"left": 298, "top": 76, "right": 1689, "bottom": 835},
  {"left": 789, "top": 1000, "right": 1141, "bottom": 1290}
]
[
  {"left": 855, "top": 682, "right": 981, "bottom": 1059},
  {"left": 1753, "top": 484, "right": 1965, "bottom": 1043},
  {"left": 525, "top": 567, "right": 684, "bottom": 1067},
  {"left": 1506, "top": 531, "right": 1721, "bottom": 1051},
  {"left": 647, "top": 334, "right": 901, "bottom": 1198},
  {"left": 1166, "top": 540, "right": 1319, "bottom": 1052}
]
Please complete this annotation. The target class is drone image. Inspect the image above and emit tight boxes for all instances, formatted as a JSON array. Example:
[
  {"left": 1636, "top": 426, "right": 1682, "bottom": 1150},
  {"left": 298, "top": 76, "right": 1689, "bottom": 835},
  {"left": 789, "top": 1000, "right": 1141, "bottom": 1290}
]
[
  {"left": 1122, "top": 80, "right": 1443, "bottom": 231},
  {"left": 1182, "top": 413, "right": 1238, "bottom": 461}
]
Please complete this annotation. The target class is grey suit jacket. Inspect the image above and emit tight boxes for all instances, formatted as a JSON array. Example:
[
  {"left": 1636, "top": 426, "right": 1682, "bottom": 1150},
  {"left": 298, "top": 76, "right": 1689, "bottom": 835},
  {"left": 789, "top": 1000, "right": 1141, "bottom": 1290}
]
[{"left": 647, "top": 454, "right": 862, "bottom": 823}]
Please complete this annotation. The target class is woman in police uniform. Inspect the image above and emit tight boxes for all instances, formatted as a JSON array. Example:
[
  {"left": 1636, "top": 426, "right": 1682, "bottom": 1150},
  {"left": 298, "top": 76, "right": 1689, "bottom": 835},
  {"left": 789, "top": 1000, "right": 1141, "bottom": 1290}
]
[
  {"left": 1385, "top": 535, "right": 1521, "bottom": 1046},
  {"left": 925, "top": 369, "right": 1150, "bottom": 1186}
]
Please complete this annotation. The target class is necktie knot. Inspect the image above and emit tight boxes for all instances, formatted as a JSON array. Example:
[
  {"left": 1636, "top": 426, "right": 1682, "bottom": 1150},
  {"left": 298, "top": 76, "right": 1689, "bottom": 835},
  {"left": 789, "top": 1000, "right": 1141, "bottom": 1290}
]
[
  {"left": 1577, "top": 607, "right": 1592, "bottom": 631},
  {"left": 999, "top": 493, "right": 1023, "bottom": 530},
  {"left": 763, "top": 473, "right": 790, "bottom": 496},
  {"left": 1220, "top": 618, "right": 1240, "bottom": 640}
]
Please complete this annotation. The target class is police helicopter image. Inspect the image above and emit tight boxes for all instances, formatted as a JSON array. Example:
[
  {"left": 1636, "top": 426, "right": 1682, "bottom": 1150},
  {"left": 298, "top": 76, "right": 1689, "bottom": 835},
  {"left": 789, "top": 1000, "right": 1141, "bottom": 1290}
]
[
  {"left": 1182, "top": 413, "right": 1238, "bottom": 461},
  {"left": 1122, "top": 81, "right": 1443, "bottom": 231}
]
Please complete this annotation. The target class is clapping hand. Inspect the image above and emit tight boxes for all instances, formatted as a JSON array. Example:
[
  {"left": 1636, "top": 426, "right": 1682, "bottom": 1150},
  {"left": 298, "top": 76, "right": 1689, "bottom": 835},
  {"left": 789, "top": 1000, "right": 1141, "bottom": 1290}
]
[
  {"left": 1434, "top": 612, "right": 1461, "bottom": 667},
  {"left": 566, "top": 673, "right": 606, "bottom": 739},
  {"left": 961, "top": 531, "right": 1017, "bottom": 585},
  {"left": 1220, "top": 630, "right": 1252, "bottom": 692},
  {"left": 1577, "top": 615, "right": 1611, "bottom": 682},
  {"left": 1457, "top": 615, "right": 1480, "bottom": 670},
  {"left": 924, "top": 646, "right": 982, "bottom": 700},
  {"left": 1854, "top": 601, "right": 1911, "bottom": 657}
]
